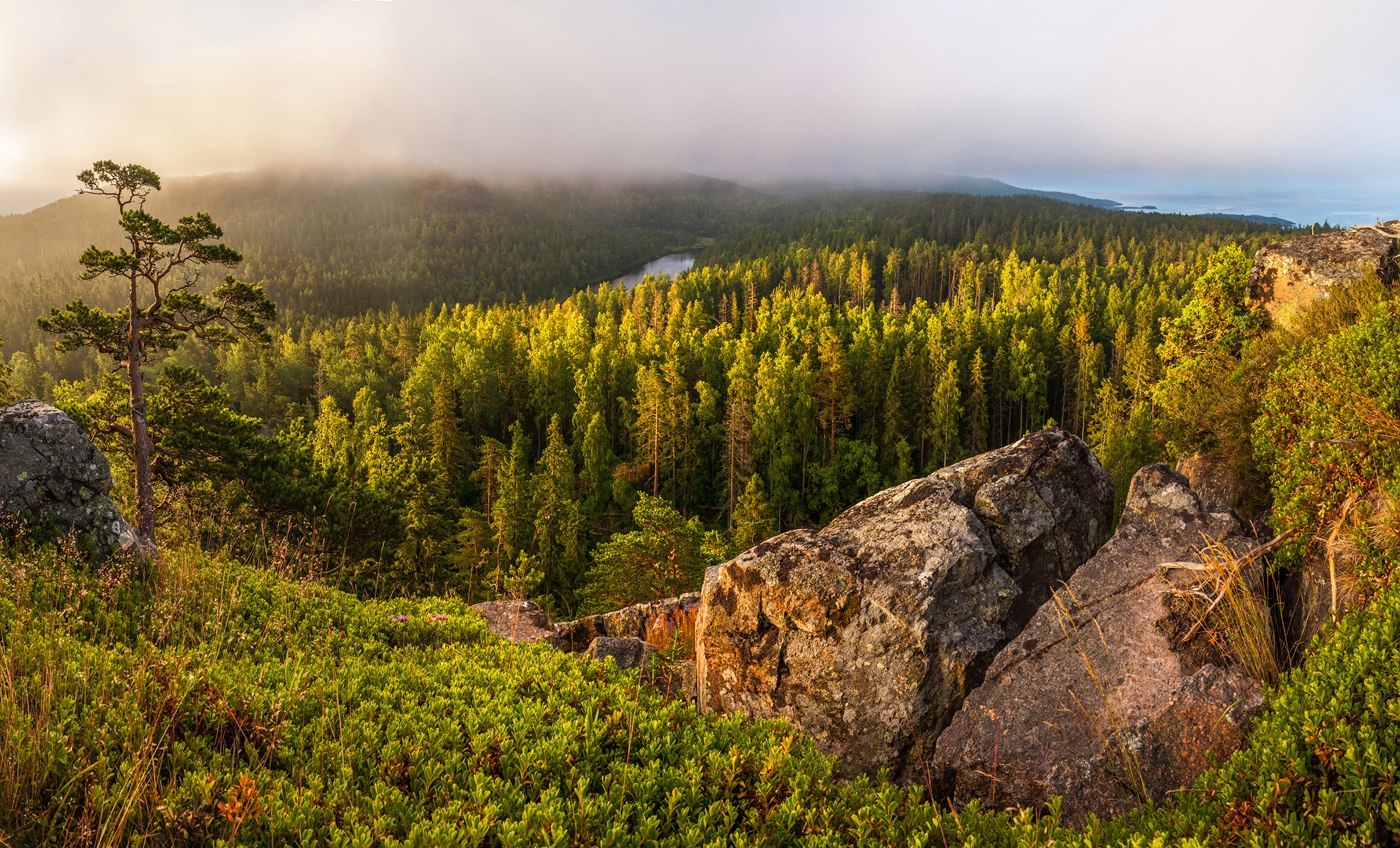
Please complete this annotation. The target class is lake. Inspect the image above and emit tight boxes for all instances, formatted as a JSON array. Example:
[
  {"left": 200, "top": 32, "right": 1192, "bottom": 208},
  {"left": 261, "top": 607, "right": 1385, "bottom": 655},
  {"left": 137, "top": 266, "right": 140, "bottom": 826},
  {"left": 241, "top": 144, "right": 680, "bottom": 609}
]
[{"left": 611, "top": 252, "right": 696, "bottom": 289}]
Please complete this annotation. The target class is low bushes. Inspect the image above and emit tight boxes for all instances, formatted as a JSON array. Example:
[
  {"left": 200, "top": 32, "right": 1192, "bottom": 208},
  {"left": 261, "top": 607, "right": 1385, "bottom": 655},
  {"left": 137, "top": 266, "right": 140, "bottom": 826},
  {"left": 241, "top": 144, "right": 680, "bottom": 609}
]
[{"left": 4, "top": 536, "right": 1397, "bottom": 846}]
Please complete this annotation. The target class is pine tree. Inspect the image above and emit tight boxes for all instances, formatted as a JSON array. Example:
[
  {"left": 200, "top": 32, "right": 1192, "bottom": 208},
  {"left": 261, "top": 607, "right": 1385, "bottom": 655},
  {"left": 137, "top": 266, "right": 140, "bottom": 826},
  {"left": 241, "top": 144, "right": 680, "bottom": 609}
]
[
  {"left": 578, "top": 495, "right": 721, "bottom": 614},
  {"left": 428, "top": 370, "right": 468, "bottom": 495},
  {"left": 722, "top": 346, "right": 757, "bottom": 525},
  {"left": 928, "top": 358, "right": 962, "bottom": 468},
  {"left": 814, "top": 328, "right": 853, "bottom": 461},
  {"left": 632, "top": 365, "right": 667, "bottom": 496},
  {"left": 311, "top": 396, "right": 354, "bottom": 477},
  {"left": 578, "top": 410, "right": 617, "bottom": 517},
  {"left": 37, "top": 161, "right": 276, "bottom": 556},
  {"left": 488, "top": 423, "right": 533, "bottom": 593}
]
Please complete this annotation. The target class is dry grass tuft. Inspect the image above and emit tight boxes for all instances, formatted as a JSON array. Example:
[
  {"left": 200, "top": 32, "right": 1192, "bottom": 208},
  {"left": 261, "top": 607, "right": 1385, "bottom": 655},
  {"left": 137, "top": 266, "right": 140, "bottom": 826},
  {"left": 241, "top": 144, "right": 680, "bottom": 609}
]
[{"left": 1171, "top": 539, "right": 1281, "bottom": 685}]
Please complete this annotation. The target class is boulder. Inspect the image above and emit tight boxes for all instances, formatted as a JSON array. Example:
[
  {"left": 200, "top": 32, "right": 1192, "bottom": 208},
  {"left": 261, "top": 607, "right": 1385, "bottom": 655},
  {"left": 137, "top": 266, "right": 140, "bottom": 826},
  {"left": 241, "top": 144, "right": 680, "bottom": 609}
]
[
  {"left": 1247, "top": 221, "right": 1399, "bottom": 328},
  {"left": 0, "top": 399, "right": 136, "bottom": 559},
  {"left": 1176, "top": 451, "right": 1245, "bottom": 513},
  {"left": 555, "top": 593, "right": 700, "bottom": 654},
  {"left": 471, "top": 600, "right": 556, "bottom": 644},
  {"left": 583, "top": 636, "right": 656, "bottom": 670},
  {"left": 695, "top": 429, "right": 1113, "bottom": 780},
  {"left": 933, "top": 465, "right": 1263, "bottom": 825}
]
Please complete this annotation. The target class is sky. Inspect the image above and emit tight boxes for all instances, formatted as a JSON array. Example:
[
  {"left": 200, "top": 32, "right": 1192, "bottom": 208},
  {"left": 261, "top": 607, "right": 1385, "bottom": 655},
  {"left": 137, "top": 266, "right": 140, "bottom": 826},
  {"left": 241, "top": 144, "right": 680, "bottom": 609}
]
[{"left": 2, "top": 0, "right": 1399, "bottom": 222}]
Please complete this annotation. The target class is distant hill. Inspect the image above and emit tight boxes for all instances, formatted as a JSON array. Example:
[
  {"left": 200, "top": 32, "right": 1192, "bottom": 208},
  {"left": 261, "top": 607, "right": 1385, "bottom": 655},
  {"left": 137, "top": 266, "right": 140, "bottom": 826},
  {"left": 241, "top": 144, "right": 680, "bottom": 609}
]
[
  {"left": 1215, "top": 212, "right": 1298, "bottom": 228},
  {"left": 748, "top": 174, "right": 1123, "bottom": 209},
  {"left": 0, "top": 168, "right": 1288, "bottom": 356},
  {"left": 0, "top": 169, "right": 764, "bottom": 349}
]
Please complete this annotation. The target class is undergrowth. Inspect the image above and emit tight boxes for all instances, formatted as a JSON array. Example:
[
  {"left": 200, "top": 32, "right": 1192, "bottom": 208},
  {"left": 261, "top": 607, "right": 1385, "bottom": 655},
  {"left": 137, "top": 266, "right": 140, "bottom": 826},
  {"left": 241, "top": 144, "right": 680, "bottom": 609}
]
[{"left": 2, "top": 535, "right": 1396, "bottom": 846}]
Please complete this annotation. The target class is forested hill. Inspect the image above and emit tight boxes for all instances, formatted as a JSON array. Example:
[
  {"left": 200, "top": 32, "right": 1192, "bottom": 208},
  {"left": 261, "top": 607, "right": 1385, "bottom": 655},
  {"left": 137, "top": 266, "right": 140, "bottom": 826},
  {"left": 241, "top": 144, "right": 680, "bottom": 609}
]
[
  {"left": 0, "top": 169, "right": 757, "bottom": 349},
  {"left": 0, "top": 169, "right": 1292, "bottom": 357}
]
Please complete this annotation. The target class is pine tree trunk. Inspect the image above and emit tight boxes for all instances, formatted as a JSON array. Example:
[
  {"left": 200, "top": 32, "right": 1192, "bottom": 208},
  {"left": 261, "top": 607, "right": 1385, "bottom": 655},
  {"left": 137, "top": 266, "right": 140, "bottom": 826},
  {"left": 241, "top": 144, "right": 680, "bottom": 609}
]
[{"left": 127, "top": 287, "right": 158, "bottom": 559}]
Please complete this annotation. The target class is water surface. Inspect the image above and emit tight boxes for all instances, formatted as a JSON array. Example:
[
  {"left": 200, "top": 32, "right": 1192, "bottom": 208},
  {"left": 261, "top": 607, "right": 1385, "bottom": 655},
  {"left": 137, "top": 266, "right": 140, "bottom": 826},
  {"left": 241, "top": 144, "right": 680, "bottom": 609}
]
[{"left": 612, "top": 252, "right": 696, "bottom": 289}]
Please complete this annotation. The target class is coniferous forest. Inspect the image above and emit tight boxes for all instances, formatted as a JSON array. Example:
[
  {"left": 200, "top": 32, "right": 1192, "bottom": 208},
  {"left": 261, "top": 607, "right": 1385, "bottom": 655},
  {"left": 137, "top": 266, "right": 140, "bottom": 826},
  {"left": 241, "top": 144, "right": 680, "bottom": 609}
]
[{"left": 2, "top": 173, "right": 1287, "bottom": 613}]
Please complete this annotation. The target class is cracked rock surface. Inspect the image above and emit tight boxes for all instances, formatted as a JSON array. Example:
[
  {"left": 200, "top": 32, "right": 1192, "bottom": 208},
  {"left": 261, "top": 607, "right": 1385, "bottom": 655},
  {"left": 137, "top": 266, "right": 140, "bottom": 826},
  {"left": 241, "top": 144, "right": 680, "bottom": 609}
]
[
  {"left": 695, "top": 429, "right": 1112, "bottom": 780},
  {"left": 932, "top": 464, "right": 1261, "bottom": 825}
]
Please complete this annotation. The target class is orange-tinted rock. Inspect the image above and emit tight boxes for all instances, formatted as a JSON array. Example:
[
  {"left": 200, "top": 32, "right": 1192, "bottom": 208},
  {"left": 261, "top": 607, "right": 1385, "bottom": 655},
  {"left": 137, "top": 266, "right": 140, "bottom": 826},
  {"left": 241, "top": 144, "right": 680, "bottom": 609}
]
[
  {"left": 1248, "top": 222, "right": 1399, "bottom": 328},
  {"left": 554, "top": 594, "right": 700, "bottom": 654}
]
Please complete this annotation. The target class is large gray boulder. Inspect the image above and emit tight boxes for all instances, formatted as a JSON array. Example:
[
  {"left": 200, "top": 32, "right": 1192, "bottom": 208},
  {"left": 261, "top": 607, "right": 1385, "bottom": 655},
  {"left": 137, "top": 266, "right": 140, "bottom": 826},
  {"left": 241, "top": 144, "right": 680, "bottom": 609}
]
[
  {"left": 1248, "top": 221, "right": 1398, "bottom": 328},
  {"left": 0, "top": 399, "right": 136, "bottom": 558},
  {"left": 933, "top": 465, "right": 1263, "bottom": 825},
  {"left": 695, "top": 429, "right": 1113, "bottom": 780}
]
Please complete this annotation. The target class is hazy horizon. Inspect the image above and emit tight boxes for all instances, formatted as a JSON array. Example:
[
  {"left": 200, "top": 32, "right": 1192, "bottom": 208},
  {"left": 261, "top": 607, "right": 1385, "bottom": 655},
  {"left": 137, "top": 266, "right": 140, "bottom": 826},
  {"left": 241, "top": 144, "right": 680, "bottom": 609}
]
[{"left": 4, "top": 0, "right": 1398, "bottom": 223}]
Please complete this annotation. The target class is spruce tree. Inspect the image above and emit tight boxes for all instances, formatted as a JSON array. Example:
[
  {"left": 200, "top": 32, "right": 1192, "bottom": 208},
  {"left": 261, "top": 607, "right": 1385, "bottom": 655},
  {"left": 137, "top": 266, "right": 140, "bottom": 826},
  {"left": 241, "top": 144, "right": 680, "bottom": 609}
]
[
  {"left": 532, "top": 415, "right": 584, "bottom": 608},
  {"left": 731, "top": 473, "right": 777, "bottom": 551}
]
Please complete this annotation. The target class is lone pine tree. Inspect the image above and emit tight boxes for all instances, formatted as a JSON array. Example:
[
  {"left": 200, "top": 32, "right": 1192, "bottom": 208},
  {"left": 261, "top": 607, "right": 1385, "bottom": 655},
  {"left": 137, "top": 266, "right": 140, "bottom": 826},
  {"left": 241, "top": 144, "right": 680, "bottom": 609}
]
[{"left": 38, "top": 161, "right": 275, "bottom": 558}]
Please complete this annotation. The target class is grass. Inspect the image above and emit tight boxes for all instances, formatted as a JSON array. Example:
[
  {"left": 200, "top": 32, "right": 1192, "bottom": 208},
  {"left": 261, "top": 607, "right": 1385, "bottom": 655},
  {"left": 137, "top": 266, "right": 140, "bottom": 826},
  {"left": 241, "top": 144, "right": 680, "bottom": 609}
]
[{"left": 1168, "top": 538, "right": 1283, "bottom": 686}]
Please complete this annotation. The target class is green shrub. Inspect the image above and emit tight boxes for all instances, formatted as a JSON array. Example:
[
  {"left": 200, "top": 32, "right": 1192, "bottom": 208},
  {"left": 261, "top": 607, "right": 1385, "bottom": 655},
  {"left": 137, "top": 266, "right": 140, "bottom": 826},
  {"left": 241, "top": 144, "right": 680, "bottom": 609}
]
[
  {"left": 0, "top": 541, "right": 1084, "bottom": 847},
  {"left": 1254, "top": 300, "right": 1400, "bottom": 579}
]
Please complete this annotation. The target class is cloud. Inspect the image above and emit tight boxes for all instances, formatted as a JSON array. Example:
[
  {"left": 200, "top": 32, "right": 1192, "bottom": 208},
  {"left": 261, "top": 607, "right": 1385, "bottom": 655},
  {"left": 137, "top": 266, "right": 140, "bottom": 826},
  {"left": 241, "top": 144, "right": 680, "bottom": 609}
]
[{"left": 2, "top": 0, "right": 1398, "bottom": 212}]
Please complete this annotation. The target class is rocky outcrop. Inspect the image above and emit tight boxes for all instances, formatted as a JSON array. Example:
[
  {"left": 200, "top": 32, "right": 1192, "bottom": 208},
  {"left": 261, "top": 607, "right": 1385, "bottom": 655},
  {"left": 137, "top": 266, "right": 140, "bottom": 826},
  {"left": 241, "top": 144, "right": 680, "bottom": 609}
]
[
  {"left": 1248, "top": 222, "right": 1399, "bottom": 327},
  {"left": 0, "top": 399, "right": 136, "bottom": 559},
  {"left": 695, "top": 429, "right": 1113, "bottom": 780},
  {"left": 555, "top": 594, "right": 700, "bottom": 654},
  {"left": 933, "top": 465, "right": 1262, "bottom": 825},
  {"left": 583, "top": 636, "right": 656, "bottom": 669},
  {"left": 471, "top": 600, "right": 557, "bottom": 644}
]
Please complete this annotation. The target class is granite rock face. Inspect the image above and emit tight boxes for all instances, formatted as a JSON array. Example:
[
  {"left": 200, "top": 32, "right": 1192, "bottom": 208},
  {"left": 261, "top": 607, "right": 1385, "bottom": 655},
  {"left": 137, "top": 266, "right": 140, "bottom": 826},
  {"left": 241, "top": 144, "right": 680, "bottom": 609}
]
[
  {"left": 1248, "top": 221, "right": 1399, "bottom": 328},
  {"left": 695, "top": 429, "right": 1113, "bottom": 780},
  {"left": 933, "top": 465, "right": 1263, "bottom": 825},
  {"left": 0, "top": 399, "right": 137, "bottom": 559}
]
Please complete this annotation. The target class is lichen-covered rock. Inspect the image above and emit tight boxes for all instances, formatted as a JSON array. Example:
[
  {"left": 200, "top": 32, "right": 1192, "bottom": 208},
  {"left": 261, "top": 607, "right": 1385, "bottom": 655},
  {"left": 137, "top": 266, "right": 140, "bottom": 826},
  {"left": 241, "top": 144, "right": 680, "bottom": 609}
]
[
  {"left": 471, "top": 600, "right": 556, "bottom": 644},
  {"left": 695, "top": 429, "right": 1112, "bottom": 780},
  {"left": 583, "top": 636, "right": 656, "bottom": 669},
  {"left": 1176, "top": 451, "right": 1260, "bottom": 521},
  {"left": 932, "top": 465, "right": 1262, "bottom": 825},
  {"left": 0, "top": 399, "right": 136, "bottom": 559},
  {"left": 555, "top": 593, "right": 700, "bottom": 653},
  {"left": 1248, "top": 221, "right": 1399, "bottom": 328}
]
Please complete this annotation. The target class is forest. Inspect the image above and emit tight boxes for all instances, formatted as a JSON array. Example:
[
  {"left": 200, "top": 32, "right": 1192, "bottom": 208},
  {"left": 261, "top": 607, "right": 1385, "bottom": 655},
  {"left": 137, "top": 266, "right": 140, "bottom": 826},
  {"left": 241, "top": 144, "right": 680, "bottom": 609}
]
[{"left": 1, "top": 174, "right": 1289, "bottom": 615}]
